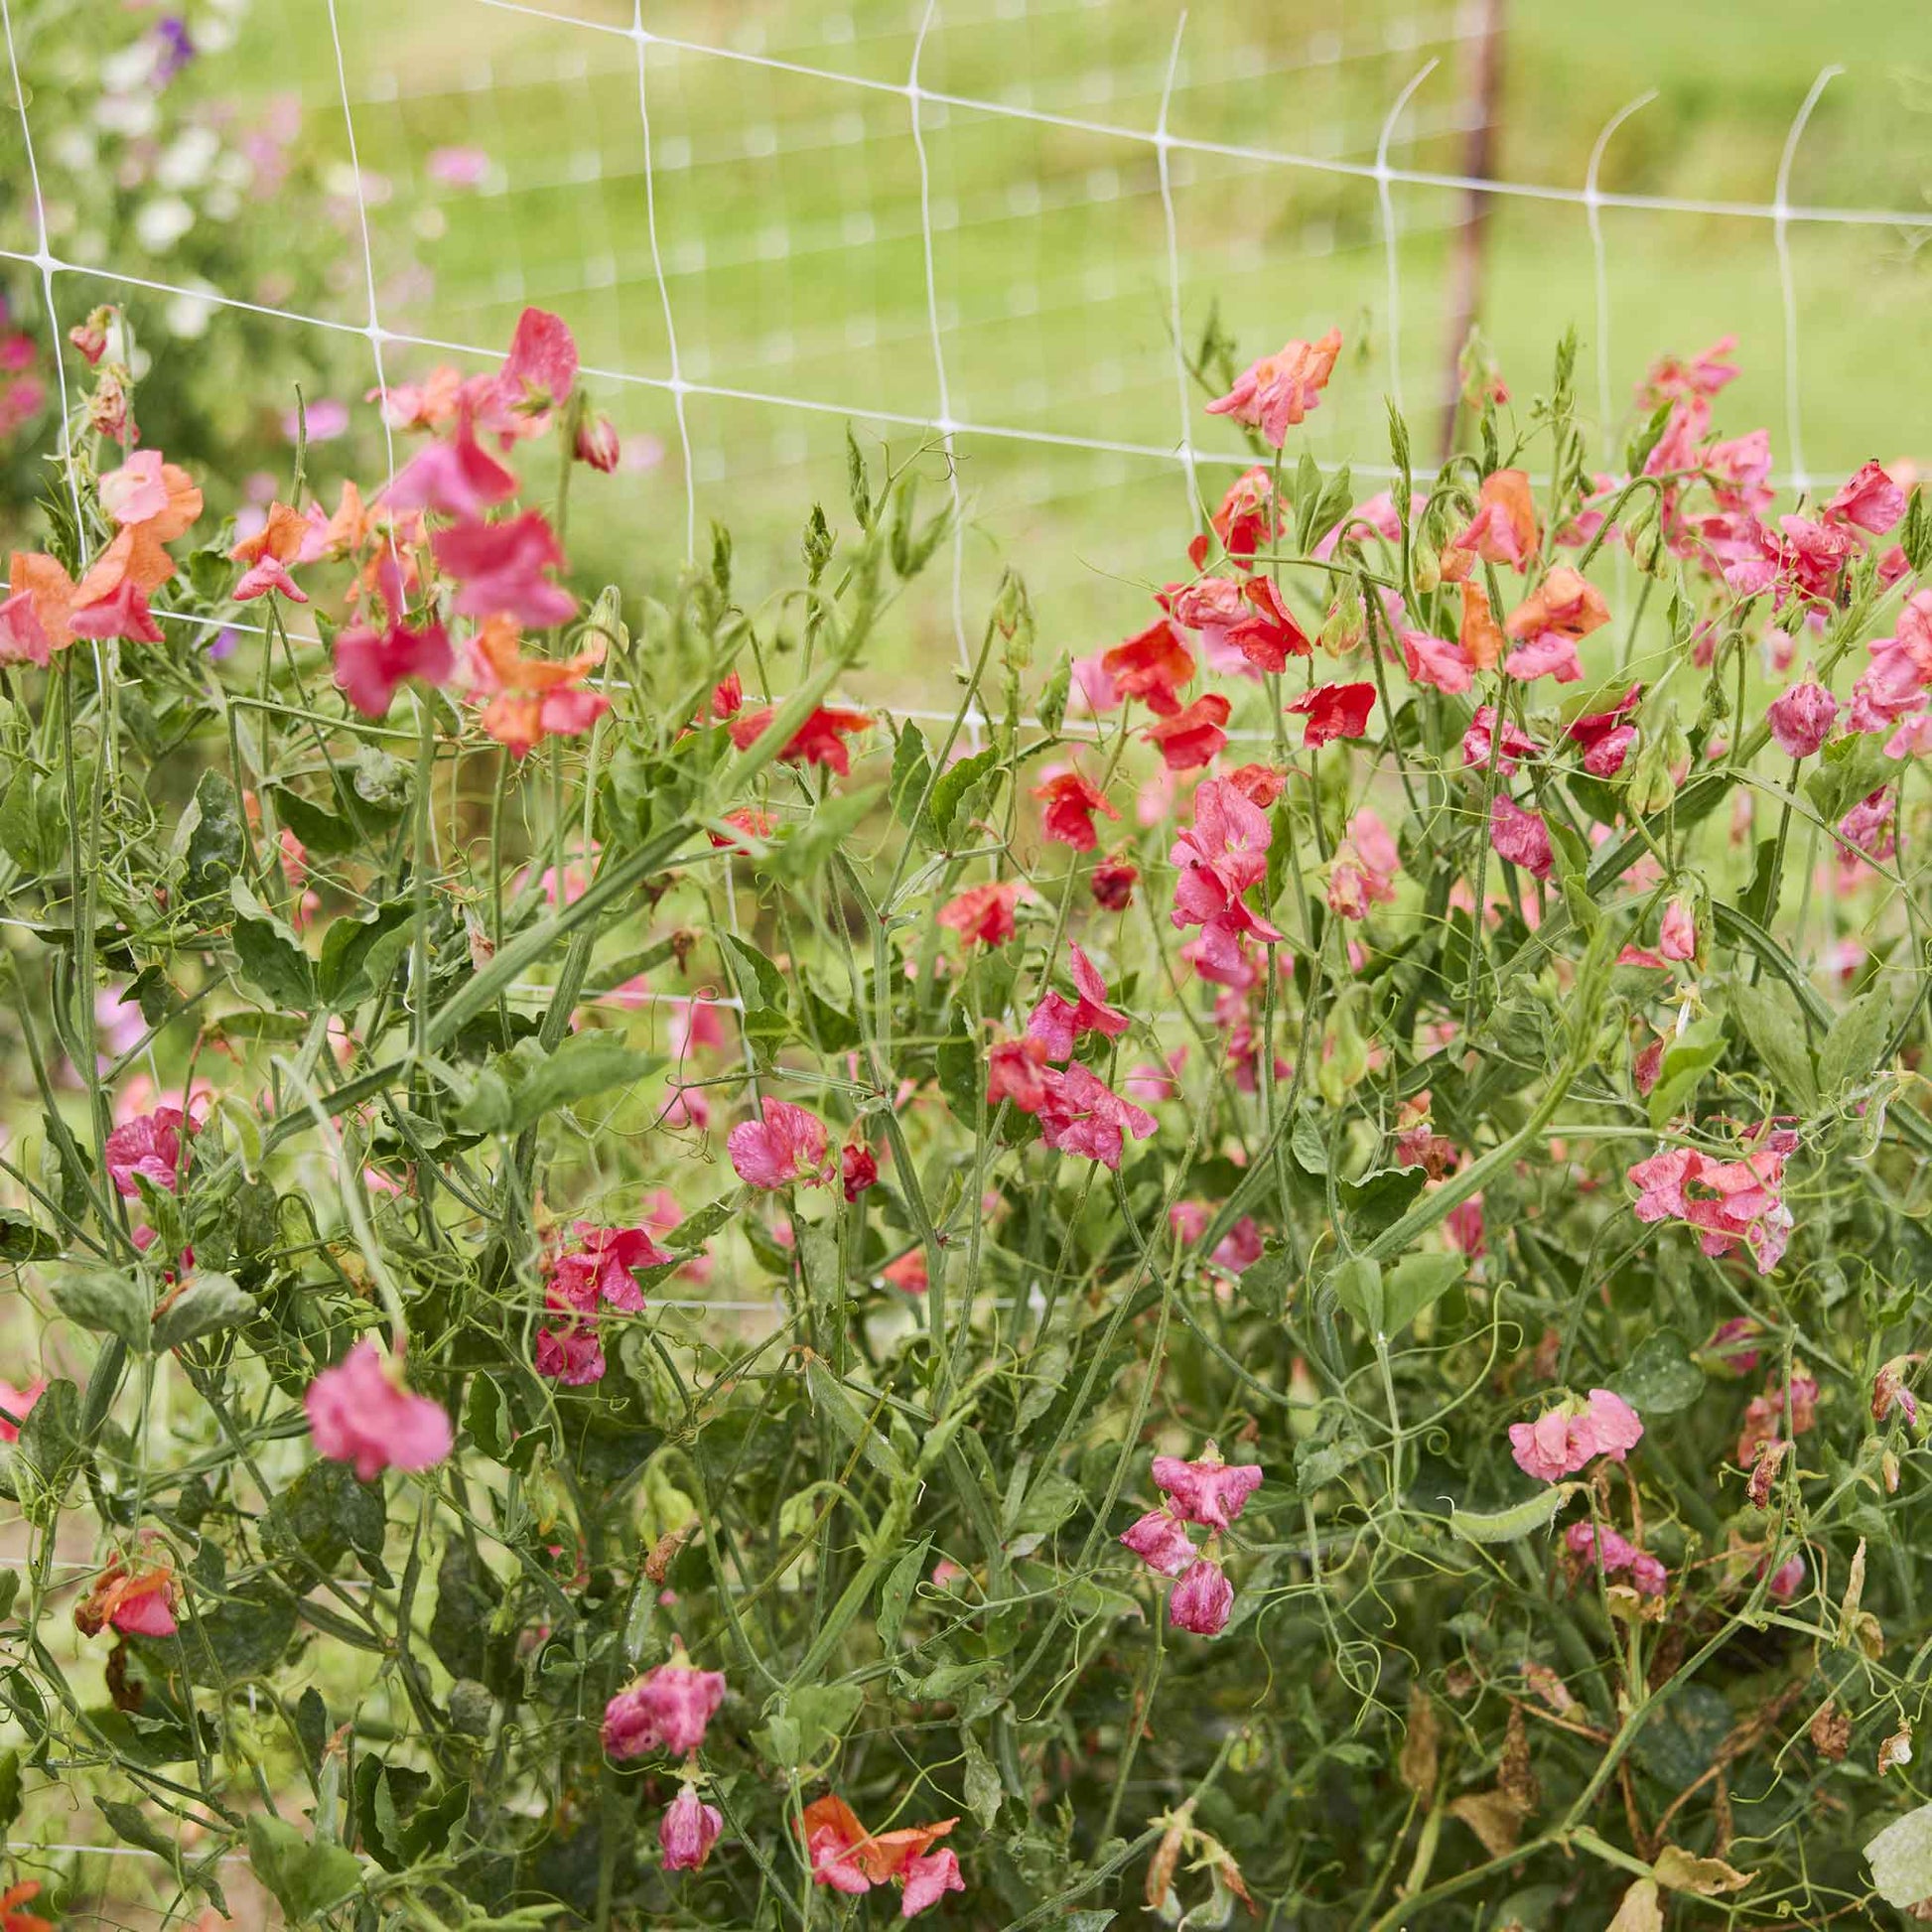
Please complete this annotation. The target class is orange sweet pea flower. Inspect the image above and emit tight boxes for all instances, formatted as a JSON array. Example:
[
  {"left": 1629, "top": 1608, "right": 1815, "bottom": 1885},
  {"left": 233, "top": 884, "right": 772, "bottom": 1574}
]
[
  {"left": 73, "top": 523, "right": 177, "bottom": 606},
  {"left": 98, "top": 451, "right": 202, "bottom": 542},
  {"left": 801, "top": 1793, "right": 957, "bottom": 1886},
  {"left": 8, "top": 551, "right": 77, "bottom": 651},
  {"left": 465, "top": 616, "right": 610, "bottom": 758},
  {"left": 0, "top": 1880, "right": 53, "bottom": 1932},
  {"left": 1458, "top": 580, "right": 1506, "bottom": 671}
]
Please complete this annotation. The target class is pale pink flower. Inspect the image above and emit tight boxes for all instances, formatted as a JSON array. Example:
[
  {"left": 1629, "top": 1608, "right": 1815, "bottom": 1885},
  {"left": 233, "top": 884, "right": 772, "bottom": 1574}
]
[
  {"left": 1767, "top": 676, "right": 1838, "bottom": 759},
  {"left": 305, "top": 1340, "right": 453, "bottom": 1482},
  {"left": 604, "top": 1658, "right": 726, "bottom": 1760},
  {"left": 1507, "top": 1389, "right": 1643, "bottom": 1482},
  {"left": 727, "top": 1099, "right": 833, "bottom": 1190},
  {"left": 1659, "top": 898, "right": 1696, "bottom": 961}
]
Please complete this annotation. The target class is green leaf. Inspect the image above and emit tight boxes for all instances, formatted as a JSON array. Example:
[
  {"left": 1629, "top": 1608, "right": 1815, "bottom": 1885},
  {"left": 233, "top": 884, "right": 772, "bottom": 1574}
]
[
  {"left": 804, "top": 1356, "right": 908, "bottom": 1481},
  {"left": 1328, "top": 1256, "right": 1383, "bottom": 1332},
  {"left": 718, "top": 932, "right": 789, "bottom": 1015},
  {"left": 461, "top": 1033, "right": 661, "bottom": 1135},
  {"left": 264, "top": 1458, "right": 390, "bottom": 1583},
  {"left": 52, "top": 1270, "right": 150, "bottom": 1349},
  {"left": 876, "top": 1537, "right": 928, "bottom": 1650},
  {"left": 756, "top": 1681, "right": 864, "bottom": 1769},
  {"left": 153, "top": 1271, "right": 253, "bottom": 1353},
  {"left": 1819, "top": 988, "right": 1892, "bottom": 1094},
  {"left": 962, "top": 1727, "right": 1002, "bottom": 1832},
  {"left": 773, "top": 782, "right": 885, "bottom": 884},
  {"left": 1610, "top": 1329, "right": 1705, "bottom": 1419},
  {"left": 317, "top": 900, "right": 415, "bottom": 1010},
  {"left": 1646, "top": 1016, "right": 1728, "bottom": 1129},
  {"left": 0, "top": 1210, "right": 59, "bottom": 1262},
  {"left": 921, "top": 745, "right": 1001, "bottom": 848},
  {"left": 1728, "top": 978, "right": 1817, "bottom": 1108},
  {"left": 464, "top": 1373, "right": 510, "bottom": 1461},
  {"left": 1380, "top": 1252, "right": 1463, "bottom": 1335},
  {"left": 890, "top": 721, "right": 932, "bottom": 827},
  {"left": 1014, "top": 1469, "right": 1083, "bottom": 1537},
  {"left": 247, "top": 1814, "right": 362, "bottom": 1924},
  {"left": 181, "top": 768, "right": 246, "bottom": 905},
  {"left": 1338, "top": 1168, "right": 1428, "bottom": 1243}
]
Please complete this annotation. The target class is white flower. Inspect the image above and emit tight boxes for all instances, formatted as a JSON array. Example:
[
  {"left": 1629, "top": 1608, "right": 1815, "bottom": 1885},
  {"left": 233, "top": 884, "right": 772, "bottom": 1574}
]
[
  {"left": 50, "top": 126, "right": 96, "bottom": 174},
  {"left": 156, "top": 126, "right": 220, "bottom": 193},
  {"left": 165, "top": 288, "right": 215, "bottom": 340},
  {"left": 94, "top": 92, "right": 159, "bottom": 140},
  {"left": 99, "top": 41, "right": 160, "bottom": 92},
  {"left": 135, "top": 197, "right": 196, "bottom": 252}
]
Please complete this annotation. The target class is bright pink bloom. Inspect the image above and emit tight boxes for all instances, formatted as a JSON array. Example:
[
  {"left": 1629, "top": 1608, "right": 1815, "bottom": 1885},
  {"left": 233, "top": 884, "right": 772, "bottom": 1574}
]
[
  {"left": 1659, "top": 898, "right": 1696, "bottom": 961},
  {"left": 69, "top": 578, "right": 163, "bottom": 644},
  {"left": 487, "top": 307, "right": 578, "bottom": 433},
  {"left": 1508, "top": 1389, "right": 1643, "bottom": 1482},
  {"left": 660, "top": 1787, "right": 724, "bottom": 1872},
  {"left": 1026, "top": 943, "right": 1131, "bottom": 1059},
  {"left": 1035, "top": 1062, "right": 1158, "bottom": 1170},
  {"left": 1204, "top": 328, "right": 1342, "bottom": 447},
  {"left": 104, "top": 1107, "right": 190, "bottom": 1197},
  {"left": 1400, "top": 627, "right": 1475, "bottom": 695},
  {"left": 233, "top": 554, "right": 306, "bottom": 604},
  {"left": 1767, "top": 677, "right": 1838, "bottom": 759},
  {"left": 0, "top": 589, "right": 53, "bottom": 667},
  {"left": 534, "top": 1324, "right": 606, "bottom": 1386},
  {"left": 938, "top": 881, "right": 1025, "bottom": 948},
  {"left": 841, "top": 1143, "right": 879, "bottom": 1201},
  {"left": 1567, "top": 1522, "right": 1667, "bottom": 1597},
  {"left": 1765, "top": 1554, "right": 1805, "bottom": 1603},
  {"left": 304, "top": 1340, "right": 454, "bottom": 1483},
  {"left": 335, "top": 618, "right": 454, "bottom": 718},
  {"left": 1032, "top": 768, "right": 1119, "bottom": 851},
  {"left": 1169, "top": 1557, "right": 1234, "bottom": 1635},
  {"left": 432, "top": 510, "right": 577, "bottom": 628},
  {"left": 900, "top": 1849, "right": 965, "bottom": 1918},
  {"left": 1462, "top": 707, "right": 1541, "bottom": 774},
  {"left": 0, "top": 1377, "right": 45, "bottom": 1443},
  {"left": 1826, "top": 461, "right": 1905, "bottom": 535},
  {"left": 604, "top": 1658, "right": 727, "bottom": 1760},
  {"left": 1627, "top": 1128, "right": 1795, "bottom": 1274},
  {"left": 1287, "top": 680, "right": 1375, "bottom": 748},
  {"left": 1567, "top": 683, "right": 1642, "bottom": 776},
  {"left": 728, "top": 1100, "right": 833, "bottom": 1190},
  {"left": 989, "top": 1035, "right": 1054, "bottom": 1113},
  {"left": 1121, "top": 1508, "right": 1198, "bottom": 1578},
  {"left": 383, "top": 412, "right": 518, "bottom": 518},
  {"left": 74, "top": 1555, "right": 180, "bottom": 1640},
  {"left": 1489, "top": 796, "right": 1553, "bottom": 881},
  {"left": 547, "top": 1224, "right": 668, "bottom": 1315},
  {"left": 1640, "top": 334, "right": 1737, "bottom": 403},
  {"left": 1153, "top": 1451, "right": 1263, "bottom": 1530},
  {"left": 575, "top": 414, "right": 621, "bottom": 473}
]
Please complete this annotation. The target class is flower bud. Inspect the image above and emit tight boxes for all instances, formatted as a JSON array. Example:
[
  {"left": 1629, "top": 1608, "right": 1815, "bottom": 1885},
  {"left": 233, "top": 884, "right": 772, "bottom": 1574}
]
[
  {"left": 574, "top": 413, "right": 621, "bottom": 472},
  {"left": 1169, "top": 1557, "right": 1233, "bottom": 1636}
]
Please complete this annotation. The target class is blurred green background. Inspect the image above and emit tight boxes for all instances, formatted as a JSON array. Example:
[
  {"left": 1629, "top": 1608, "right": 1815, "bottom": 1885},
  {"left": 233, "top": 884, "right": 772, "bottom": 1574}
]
[{"left": 3, "top": 0, "right": 1930, "bottom": 700}]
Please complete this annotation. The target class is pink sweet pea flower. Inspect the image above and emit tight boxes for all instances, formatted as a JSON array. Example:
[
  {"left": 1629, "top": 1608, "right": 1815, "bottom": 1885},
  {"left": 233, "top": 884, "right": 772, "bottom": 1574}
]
[
  {"left": 104, "top": 1107, "right": 191, "bottom": 1197},
  {"left": 304, "top": 1339, "right": 454, "bottom": 1482},
  {"left": 0, "top": 1376, "right": 45, "bottom": 1442},
  {"left": 1035, "top": 1061, "right": 1157, "bottom": 1170},
  {"left": 1286, "top": 680, "right": 1376, "bottom": 748},
  {"left": 659, "top": 1786, "right": 724, "bottom": 1872},
  {"left": 383, "top": 410, "right": 518, "bottom": 518},
  {"left": 728, "top": 1099, "right": 833, "bottom": 1190},
  {"left": 1507, "top": 1389, "right": 1643, "bottom": 1482},
  {"left": 1026, "top": 943, "right": 1131, "bottom": 1058},
  {"left": 485, "top": 307, "right": 579, "bottom": 436},
  {"left": 432, "top": 509, "right": 577, "bottom": 628},
  {"left": 546, "top": 1224, "right": 667, "bottom": 1315},
  {"left": 1120, "top": 1507, "right": 1199, "bottom": 1578},
  {"left": 1204, "top": 327, "right": 1342, "bottom": 447},
  {"left": 900, "top": 1848, "right": 965, "bottom": 1918},
  {"left": 1152, "top": 1449, "right": 1264, "bottom": 1530},
  {"left": 1169, "top": 1557, "right": 1234, "bottom": 1634},
  {"left": 74, "top": 1553, "right": 180, "bottom": 1640},
  {"left": 1825, "top": 461, "right": 1906, "bottom": 536},
  {"left": 1567, "top": 683, "right": 1642, "bottom": 776},
  {"left": 69, "top": 577, "right": 163, "bottom": 644},
  {"left": 1489, "top": 796, "right": 1553, "bottom": 881},
  {"left": 937, "top": 881, "right": 1026, "bottom": 948},
  {"left": 335, "top": 617, "right": 455, "bottom": 719},
  {"left": 841, "top": 1143, "right": 879, "bottom": 1201},
  {"left": 1400, "top": 627, "right": 1475, "bottom": 696},
  {"left": 1767, "top": 676, "right": 1838, "bottom": 759},
  {"left": 1462, "top": 707, "right": 1541, "bottom": 775},
  {"left": 1659, "top": 897, "right": 1696, "bottom": 961},
  {"left": 604, "top": 1655, "right": 727, "bottom": 1759}
]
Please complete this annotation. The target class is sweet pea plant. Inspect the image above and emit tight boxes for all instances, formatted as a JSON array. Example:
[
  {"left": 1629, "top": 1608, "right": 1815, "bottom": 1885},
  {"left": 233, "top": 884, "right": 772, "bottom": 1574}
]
[{"left": 0, "top": 299, "right": 1928, "bottom": 1932}]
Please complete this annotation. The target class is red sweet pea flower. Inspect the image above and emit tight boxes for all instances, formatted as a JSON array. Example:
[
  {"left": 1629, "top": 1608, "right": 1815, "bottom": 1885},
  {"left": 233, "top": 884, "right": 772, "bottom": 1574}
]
[
  {"left": 0, "top": 1879, "right": 52, "bottom": 1932},
  {"left": 1089, "top": 859, "right": 1138, "bottom": 910},
  {"left": 1286, "top": 680, "right": 1375, "bottom": 748},
  {"left": 727, "top": 705, "right": 871, "bottom": 775},
  {"left": 1225, "top": 575, "right": 1312, "bottom": 672},
  {"left": 1032, "top": 768, "right": 1119, "bottom": 851},
  {"left": 1143, "top": 693, "right": 1230, "bottom": 771},
  {"left": 938, "top": 880, "right": 1026, "bottom": 948},
  {"left": 1102, "top": 619, "right": 1194, "bottom": 716},
  {"left": 841, "top": 1143, "right": 879, "bottom": 1201},
  {"left": 988, "top": 1035, "right": 1053, "bottom": 1112}
]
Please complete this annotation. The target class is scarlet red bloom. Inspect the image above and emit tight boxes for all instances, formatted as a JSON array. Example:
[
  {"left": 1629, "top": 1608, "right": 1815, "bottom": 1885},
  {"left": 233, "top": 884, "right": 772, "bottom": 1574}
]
[
  {"left": 1089, "top": 859, "right": 1139, "bottom": 910},
  {"left": 1286, "top": 680, "right": 1375, "bottom": 748},
  {"left": 841, "top": 1143, "right": 879, "bottom": 1201},
  {"left": 0, "top": 1879, "right": 52, "bottom": 1932},
  {"left": 938, "top": 880, "right": 1026, "bottom": 948},
  {"left": 1143, "top": 693, "right": 1231, "bottom": 771},
  {"left": 1225, "top": 574, "right": 1313, "bottom": 671},
  {"left": 1102, "top": 619, "right": 1194, "bottom": 717},
  {"left": 727, "top": 704, "right": 871, "bottom": 775},
  {"left": 1032, "top": 768, "right": 1119, "bottom": 851}
]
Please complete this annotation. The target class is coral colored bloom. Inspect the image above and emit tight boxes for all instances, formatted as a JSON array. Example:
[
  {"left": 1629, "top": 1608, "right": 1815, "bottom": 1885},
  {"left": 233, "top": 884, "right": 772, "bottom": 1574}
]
[
  {"left": 104, "top": 1107, "right": 190, "bottom": 1197},
  {"left": 69, "top": 576, "right": 163, "bottom": 644},
  {"left": 1032, "top": 768, "right": 1119, "bottom": 851},
  {"left": 1102, "top": 618, "right": 1194, "bottom": 716},
  {"left": 1143, "top": 693, "right": 1231, "bottom": 770},
  {"left": 1121, "top": 1507, "right": 1199, "bottom": 1577},
  {"left": 1400, "top": 627, "right": 1475, "bottom": 695},
  {"left": 1286, "top": 680, "right": 1375, "bottom": 748},
  {"left": 1768, "top": 676, "right": 1838, "bottom": 759},
  {"left": 305, "top": 1340, "right": 454, "bottom": 1482},
  {"left": 335, "top": 618, "right": 455, "bottom": 718},
  {"left": 1226, "top": 575, "right": 1312, "bottom": 671},
  {"left": 660, "top": 1786, "right": 724, "bottom": 1872},
  {"left": 74, "top": 1555, "right": 179, "bottom": 1639},
  {"left": 99, "top": 451, "right": 202, "bottom": 537},
  {"left": 465, "top": 616, "right": 608, "bottom": 757},
  {"left": 1489, "top": 796, "right": 1553, "bottom": 881},
  {"left": 604, "top": 1657, "right": 726, "bottom": 1759},
  {"left": 728, "top": 1099, "right": 833, "bottom": 1190},
  {"left": 882, "top": 1250, "right": 929, "bottom": 1296},
  {"left": 938, "top": 881, "right": 1026, "bottom": 948},
  {"left": 1204, "top": 465, "right": 1284, "bottom": 564},
  {"left": 1459, "top": 580, "right": 1506, "bottom": 670},
  {"left": 802, "top": 1796, "right": 959, "bottom": 1902},
  {"left": 1627, "top": 1126, "right": 1796, "bottom": 1274},
  {"left": 1169, "top": 1557, "right": 1234, "bottom": 1634},
  {"left": 727, "top": 704, "right": 872, "bottom": 775},
  {"left": 0, "top": 1878, "right": 51, "bottom": 1932},
  {"left": 488, "top": 307, "right": 579, "bottom": 432},
  {"left": 841, "top": 1143, "right": 879, "bottom": 1201},
  {"left": 1508, "top": 1389, "right": 1643, "bottom": 1481},
  {"left": 0, "top": 1376, "right": 44, "bottom": 1442},
  {"left": 434, "top": 510, "right": 577, "bottom": 628},
  {"left": 1204, "top": 328, "right": 1342, "bottom": 447},
  {"left": 6, "top": 551, "right": 75, "bottom": 655},
  {"left": 1449, "top": 468, "right": 1540, "bottom": 571},
  {"left": 1152, "top": 1450, "right": 1264, "bottom": 1530},
  {"left": 230, "top": 500, "right": 310, "bottom": 603}
]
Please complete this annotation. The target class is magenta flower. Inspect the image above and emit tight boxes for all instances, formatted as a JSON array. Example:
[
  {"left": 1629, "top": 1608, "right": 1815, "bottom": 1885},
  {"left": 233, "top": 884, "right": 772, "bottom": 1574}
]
[
  {"left": 1026, "top": 943, "right": 1131, "bottom": 1059},
  {"left": 334, "top": 618, "right": 454, "bottom": 719},
  {"left": 305, "top": 1340, "right": 454, "bottom": 1483},
  {"left": 1628, "top": 1127, "right": 1796, "bottom": 1274},
  {"left": 1035, "top": 1062, "right": 1158, "bottom": 1171},
  {"left": 1152, "top": 1450, "right": 1264, "bottom": 1531},
  {"left": 431, "top": 509, "right": 576, "bottom": 628},
  {"left": 547, "top": 1224, "right": 668, "bottom": 1315},
  {"left": 728, "top": 1100, "right": 833, "bottom": 1190},
  {"left": 1120, "top": 1508, "right": 1199, "bottom": 1578},
  {"left": 604, "top": 1658, "right": 726, "bottom": 1760},
  {"left": 1568, "top": 683, "right": 1642, "bottom": 776},
  {"left": 1825, "top": 460, "right": 1906, "bottom": 536},
  {"left": 534, "top": 1324, "right": 606, "bottom": 1386},
  {"left": 1488, "top": 796, "right": 1553, "bottom": 882},
  {"left": 1767, "top": 676, "right": 1838, "bottom": 759},
  {"left": 660, "top": 1785, "right": 724, "bottom": 1872},
  {"left": 1507, "top": 1389, "right": 1643, "bottom": 1482},
  {"left": 383, "top": 412, "right": 517, "bottom": 519},
  {"left": 1169, "top": 1557, "right": 1234, "bottom": 1635},
  {"left": 1566, "top": 1522, "right": 1667, "bottom": 1597},
  {"left": 104, "top": 1107, "right": 190, "bottom": 1197}
]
